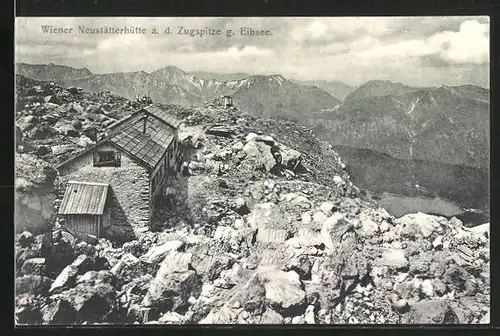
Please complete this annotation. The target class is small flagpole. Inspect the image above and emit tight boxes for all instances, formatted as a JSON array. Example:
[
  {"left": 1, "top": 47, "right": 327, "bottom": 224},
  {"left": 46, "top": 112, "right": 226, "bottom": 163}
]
[{"left": 148, "top": 78, "right": 151, "bottom": 104}]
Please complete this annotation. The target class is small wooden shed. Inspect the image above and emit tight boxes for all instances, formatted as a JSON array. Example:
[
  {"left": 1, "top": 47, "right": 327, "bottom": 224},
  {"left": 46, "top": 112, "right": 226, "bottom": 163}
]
[
  {"left": 58, "top": 181, "right": 110, "bottom": 238},
  {"left": 220, "top": 95, "right": 233, "bottom": 107}
]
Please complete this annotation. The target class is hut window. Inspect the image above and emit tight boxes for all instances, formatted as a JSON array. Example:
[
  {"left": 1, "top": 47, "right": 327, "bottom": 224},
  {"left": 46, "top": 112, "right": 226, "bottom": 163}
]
[{"left": 94, "top": 150, "right": 121, "bottom": 167}]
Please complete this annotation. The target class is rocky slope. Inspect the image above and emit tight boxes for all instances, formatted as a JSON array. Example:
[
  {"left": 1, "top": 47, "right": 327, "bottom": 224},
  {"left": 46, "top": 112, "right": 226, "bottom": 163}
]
[
  {"left": 15, "top": 93, "right": 490, "bottom": 325},
  {"left": 15, "top": 75, "right": 146, "bottom": 164},
  {"left": 15, "top": 75, "right": 147, "bottom": 235}
]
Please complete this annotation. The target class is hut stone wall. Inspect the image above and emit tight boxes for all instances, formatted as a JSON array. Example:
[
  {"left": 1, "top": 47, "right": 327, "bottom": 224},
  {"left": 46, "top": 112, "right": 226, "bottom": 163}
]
[{"left": 56, "top": 143, "right": 150, "bottom": 241}]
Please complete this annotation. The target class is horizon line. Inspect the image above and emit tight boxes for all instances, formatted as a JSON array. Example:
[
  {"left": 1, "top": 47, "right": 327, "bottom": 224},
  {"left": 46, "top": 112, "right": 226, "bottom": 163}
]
[{"left": 14, "top": 61, "right": 490, "bottom": 90}]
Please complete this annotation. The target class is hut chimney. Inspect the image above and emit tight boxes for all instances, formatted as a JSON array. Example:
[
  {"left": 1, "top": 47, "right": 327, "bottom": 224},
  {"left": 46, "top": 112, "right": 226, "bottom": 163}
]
[{"left": 142, "top": 114, "right": 148, "bottom": 134}]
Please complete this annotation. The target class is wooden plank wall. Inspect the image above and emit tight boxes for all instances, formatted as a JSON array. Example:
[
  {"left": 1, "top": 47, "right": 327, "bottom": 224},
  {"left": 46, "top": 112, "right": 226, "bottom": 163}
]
[{"left": 66, "top": 214, "right": 101, "bottom": 237}]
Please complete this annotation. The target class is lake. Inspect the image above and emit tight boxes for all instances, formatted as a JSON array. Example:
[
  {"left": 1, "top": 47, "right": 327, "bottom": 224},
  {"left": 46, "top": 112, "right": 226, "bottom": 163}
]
[{"left": 331, "top": 145, "right": 490, "bottom": 227}]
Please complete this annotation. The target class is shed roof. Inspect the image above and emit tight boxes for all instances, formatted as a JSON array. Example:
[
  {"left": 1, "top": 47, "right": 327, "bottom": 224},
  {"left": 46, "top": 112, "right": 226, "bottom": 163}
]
[
  {"left": 59, "top": 181, "right": 109, "bottom": 215},
  {"left": 143, "top": 105, "right": 183, "bottom": 128}
]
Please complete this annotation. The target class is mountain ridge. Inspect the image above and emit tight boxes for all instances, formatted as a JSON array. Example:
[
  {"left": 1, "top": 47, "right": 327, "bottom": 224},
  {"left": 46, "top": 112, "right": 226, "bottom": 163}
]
[
  {"left": 293, "top": 79, "right": 355, "bottom": 101},
  {"left": 309, "top": 84, "right": 489, "bottom": 169},
  {"left": 344, "top": 79, "right": 429, "bottom": 102},
  {"left": 16, "top": 62, "right": 341, "bottom": 120}
]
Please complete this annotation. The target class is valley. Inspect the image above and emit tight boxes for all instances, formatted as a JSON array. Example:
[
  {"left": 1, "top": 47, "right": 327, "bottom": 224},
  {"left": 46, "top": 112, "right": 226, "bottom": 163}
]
[{"left": 331, "top": 145, "right": 489, "bottom": 226}]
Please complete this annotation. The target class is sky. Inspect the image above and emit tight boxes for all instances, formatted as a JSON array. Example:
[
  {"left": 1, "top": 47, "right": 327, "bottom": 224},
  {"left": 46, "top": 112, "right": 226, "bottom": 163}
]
[{"left": 15, "top": 16, "right": 490, "bottom": 88}]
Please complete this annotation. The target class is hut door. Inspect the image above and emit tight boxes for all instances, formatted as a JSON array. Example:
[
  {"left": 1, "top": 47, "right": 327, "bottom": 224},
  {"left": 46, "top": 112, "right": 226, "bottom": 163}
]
[{"left": 103, "top": 210, "right": 111, "bottom": 228}]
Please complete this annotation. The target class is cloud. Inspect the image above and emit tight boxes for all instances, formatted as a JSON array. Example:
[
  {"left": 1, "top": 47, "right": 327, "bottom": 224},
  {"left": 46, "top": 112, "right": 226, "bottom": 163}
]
[
  {"left": 226, "top": 45, "right": 274, "bottom": 56},
  {"left": 97, "top": 34, "right": 145, "bottom": 51},
  {"left": 290, "top": 17, "right": 393, "bottom": 44},
  {"left": 14, "top": 17, "right": 490, "bottom": 88},
  {"left": 336, "top": 19, "right": 489, "bottom": 68},
  {"left": 353, "top": 39, "right": 428, "bottom": 60},
  {"left": 427, "top": 20, "right": 489, "bottom": 65}
]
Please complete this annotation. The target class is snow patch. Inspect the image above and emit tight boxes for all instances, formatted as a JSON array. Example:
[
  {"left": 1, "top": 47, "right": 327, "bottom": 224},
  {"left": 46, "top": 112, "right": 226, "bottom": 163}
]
[{"left": 407, "top": 96, "right": 421, "bottom": 115}]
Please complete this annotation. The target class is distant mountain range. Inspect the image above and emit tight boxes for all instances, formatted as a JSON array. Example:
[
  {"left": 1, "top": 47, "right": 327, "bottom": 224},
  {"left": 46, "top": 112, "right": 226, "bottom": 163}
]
[
  {"left": 16, "top": 62, "right": 490, "bottom": 169},
  {"left": 16, "top": 63, "right": 341, "bottom": 120}
]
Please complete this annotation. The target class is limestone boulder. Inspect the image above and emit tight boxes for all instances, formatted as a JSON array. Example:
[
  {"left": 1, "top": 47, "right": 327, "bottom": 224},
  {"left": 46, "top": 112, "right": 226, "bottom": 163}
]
[
  {"left": 199, "top": 306, "right": 240, "bottom": 324},
  {"left": 21, "top": 258, "right": 47, "bottom": 276},
  {"left": 403, "top": 300, "right": 460, "bottom": 324},
  {"left": 319, "top": 202, "right": 336, "bottom": 216},
  {"left": 41, "top": 299, "right": 77, "bottom": 325},
  {"left": 18, "top": 231, "right": 35, "bottom": 248},
  {"left": 257, "top": 265, "right": 306, "bottom": 315},
  {"left": 375, "top": 249, "right": 409, "bottom": 270},
  {"left": 468, "top": 223, "right": 489, "bottom": 239},
  {"left": 49, "top": 265, "right": 79, "bottom": 294},
  {"left": 49, "top": 255, "right": 95, "bottom": 294},
  {"left": 140, "top": 240, "right": 185, "bottom": 264},
  {"left": 277, "top": 144, "right": 302, "bottom": 170},
  {"left": 158, "top": 311, "right": 185, "bottom": 324},
  {"left": 51, "top": 144, "right": 73, "bottom": 156},
  {"left": 16, "top": 275, "right": 53, "bottom": 296},
  {"left": 395, "top": 212, "right": 447, "bottom": 238},
  {"left": 260, "top": 308, "right": 285, "bottom": 324},
  {"left": 191, "top": 253, "right": 235, "bottom": 283},
  {"left": 77, "top": 270, "right": 117, "bottom": 287},
  {"left": 320, "top": 212, "right": 354, "bottom": 251},
  {"left": 355, "top": 211, "right": 379, "bottom": 237},
  {"left": 230, "top": 273, "right": 267, "bottom": 315},
  {"left": 142, "top": 251, "right": 202, "bottom": 313},
  {"left": 53, "top": 283, "right": 118, "bottom": 323},
  {"left": 15, "top": 294, "right": 43, "bottom": 325},
  {"left": 442, "top": 265, "right": 479, "bottom": 296},
  {"left": 242, "top": 140, "right": 276, "bottom": 172},
  {"left": 247, "top": 202, "right": 283, "bottom": 230},
  {"left": 76, "top": 135, "right": 94, "bottom": 148},
  {"left": 55, "top": 124, "right": 79, "bottom": 137}
]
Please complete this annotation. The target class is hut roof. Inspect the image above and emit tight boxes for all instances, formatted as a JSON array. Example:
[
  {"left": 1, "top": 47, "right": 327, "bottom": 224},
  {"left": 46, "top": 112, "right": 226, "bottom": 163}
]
[
  {"left": 143, "top": 105, "right": 183, "bottom": 128},
  {"left": 108, "top": 125, "right": 173, "bottom": 170},
  {"left": 56, "top": 105, "right": 180, "bottom": 172}
]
